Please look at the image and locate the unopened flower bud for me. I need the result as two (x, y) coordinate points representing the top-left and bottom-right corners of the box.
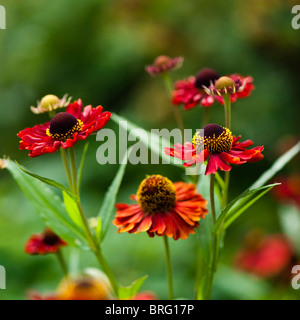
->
(30, 94), (72, 114)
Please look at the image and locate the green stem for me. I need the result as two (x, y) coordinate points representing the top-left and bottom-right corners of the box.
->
(60, 149), (73, 189)
(223, 171), (230, 209)
(204, 174), (217, 300)
(210, 174), (216, 224)
(223, 94), (231, 129)
(194, 245), (203, 300)
(66, 147), (119, 295)
(202, 107), (211, 127)
(163, 72), (185, 137)
(223, 94), (231, 209)
(56, 249), (68, 278)
(163, 235), (174, 300)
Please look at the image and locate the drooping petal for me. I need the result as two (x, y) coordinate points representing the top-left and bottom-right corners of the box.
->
(205, 153), (232, 175)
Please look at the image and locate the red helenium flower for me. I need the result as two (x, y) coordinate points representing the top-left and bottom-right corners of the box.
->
(25, 228), (67, 255)
(113, 175), (208, 240)
(18, 99), (111, 157)
(172, 69), (254, 110)
(165, 123), (264, 175)
(234, 234), (293, 278)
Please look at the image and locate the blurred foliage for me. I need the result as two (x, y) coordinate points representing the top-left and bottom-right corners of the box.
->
(0, 0), (299, 300)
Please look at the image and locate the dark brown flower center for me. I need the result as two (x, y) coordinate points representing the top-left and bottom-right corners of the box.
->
(137, 175), (176, 214)
(46, 112), (83, 140)
(43, 228), (60, 246)
(194, 68), (220, 89)
(193, 123), (233, 154)
(75, 280), (94, 289)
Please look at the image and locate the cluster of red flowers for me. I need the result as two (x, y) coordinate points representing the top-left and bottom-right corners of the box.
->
(17, 53), (269, 300)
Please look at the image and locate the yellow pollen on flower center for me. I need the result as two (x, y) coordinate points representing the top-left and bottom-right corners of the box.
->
(136, 175), (176, 214)
(46, 112), (84, 140)
(192, 124), (233, 154)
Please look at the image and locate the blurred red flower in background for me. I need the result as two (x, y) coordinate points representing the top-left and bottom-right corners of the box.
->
(145, 55), (183, 76)
(234, 231), (294, 278)
(272, 174), (300, 209)
(25, 228), (67, 255)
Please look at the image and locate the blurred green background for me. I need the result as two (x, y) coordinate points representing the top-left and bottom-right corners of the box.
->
(0, 0), (299, 300)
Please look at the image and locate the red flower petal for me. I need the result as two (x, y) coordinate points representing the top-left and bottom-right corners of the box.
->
(205, 153), (232, 175)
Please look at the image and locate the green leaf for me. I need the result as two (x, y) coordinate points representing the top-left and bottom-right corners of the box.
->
(118, 276), (148, 300)
(213, 183), (280, 233)
(111, 113), (183, 168)
(62, 190), (85, 229)
(212, 141), (300, 233)
(223, 184), (278, 229)
(214, 265), (271, 300)
(96, 216), (102, 243)
(98, 150), (128, 241)
(5, 160), (88, 250)
(278, 204), (300, 255)
(251, 141), (300, 189)
(15, 161), (76, 198)
(77, 142), (89, 192)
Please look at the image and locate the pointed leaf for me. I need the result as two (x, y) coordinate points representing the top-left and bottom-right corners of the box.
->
(98, 150), (128, 241)
(250, 141), (300, 189)
(223, 185), (277, 229)
(62, 191), (85, 229)
(213, 183), (280, 233)
(5, 160), (88, 250)
(15, 161), (76, 199)
(118, 276), (148, 300)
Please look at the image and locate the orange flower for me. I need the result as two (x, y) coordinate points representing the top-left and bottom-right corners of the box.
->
(57, 276), (111, 300)
(113, 175), (208, 240)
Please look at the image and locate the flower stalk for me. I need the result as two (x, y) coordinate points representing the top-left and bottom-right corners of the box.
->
(56, 249), (68, 278)
(223, 94), (232, 208)
(62, 147), (119, 296)
(163, 72), (185, 136)
(204, 174), (218, 300)
(163, 235), (174, 300)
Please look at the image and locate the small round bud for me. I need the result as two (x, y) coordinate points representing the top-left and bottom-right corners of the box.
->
(145, 56), (183, 76)
(215, 76), (235, 90)
(30, 94), (72, 114)
(154, 55), (172, 67)
(40, 95), (60, 111)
